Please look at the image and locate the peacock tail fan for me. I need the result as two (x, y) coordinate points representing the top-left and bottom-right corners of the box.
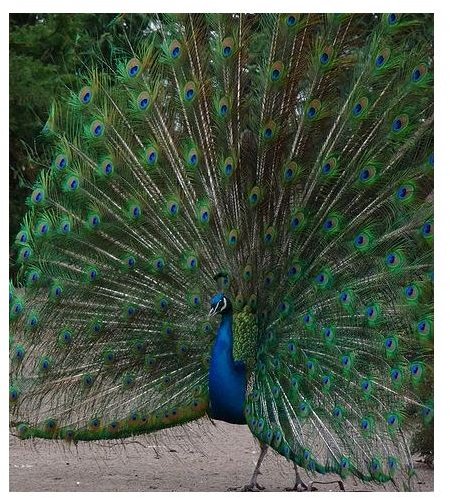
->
(10, 13), (432, 488)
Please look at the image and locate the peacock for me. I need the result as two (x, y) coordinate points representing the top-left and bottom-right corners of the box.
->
(9, 13), (433, 491)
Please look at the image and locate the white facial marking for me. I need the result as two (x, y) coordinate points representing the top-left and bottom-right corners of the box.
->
(219, 297), (227, 313)
(209, 297), (227, 316)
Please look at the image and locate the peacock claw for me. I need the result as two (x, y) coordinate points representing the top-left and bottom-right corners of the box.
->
(284, 483), (309, 491)
(287, 464), (309, 491)
(307, 479), (345, 492)
(242, 482), (265, 491)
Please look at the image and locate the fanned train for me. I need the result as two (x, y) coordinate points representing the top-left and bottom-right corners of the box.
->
(9, 13), (433, 491)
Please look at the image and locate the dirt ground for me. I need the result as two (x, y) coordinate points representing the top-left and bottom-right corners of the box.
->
(9, 419), (433, 492)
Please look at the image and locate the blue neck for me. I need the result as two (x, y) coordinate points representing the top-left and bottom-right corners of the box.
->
(208, 312), (247, 424)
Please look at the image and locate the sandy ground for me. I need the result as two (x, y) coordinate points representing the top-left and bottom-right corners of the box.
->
(9, 420), (433, 492)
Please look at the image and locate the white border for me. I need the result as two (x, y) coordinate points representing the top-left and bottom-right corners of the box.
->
(2, 2), (447, 497)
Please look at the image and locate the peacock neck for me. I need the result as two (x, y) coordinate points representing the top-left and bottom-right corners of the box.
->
(208, 312), (247, 424)
(216, 313), (234, 351)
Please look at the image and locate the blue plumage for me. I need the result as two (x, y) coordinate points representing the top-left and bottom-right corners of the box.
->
(208, 294), (247, 424)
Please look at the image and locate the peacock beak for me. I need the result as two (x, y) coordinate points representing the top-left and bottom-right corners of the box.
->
(209, 300), (221, 317)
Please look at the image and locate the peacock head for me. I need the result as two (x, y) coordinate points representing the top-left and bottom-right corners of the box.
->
(209, 293), (232, 317)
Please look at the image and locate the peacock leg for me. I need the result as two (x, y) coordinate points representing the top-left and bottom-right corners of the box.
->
(243, 442), (268, 491)
(285, 463), (308, 491)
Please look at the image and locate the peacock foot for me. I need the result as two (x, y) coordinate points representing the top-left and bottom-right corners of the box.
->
(227, 482), (265, 492)
(242, 481), (265, 491)
(237, 442), (268, 491)
(284, 482), (309, 492)
(285, 464), (310, 491)
(306, 479), (345, 492)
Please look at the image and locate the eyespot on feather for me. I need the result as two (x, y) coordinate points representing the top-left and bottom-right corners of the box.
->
(169, 40), (182, 60)
(411, 63), (428, 83)
(421, 220), (433, 239)
(306, 99), (321, 119)
(31, 187), (45, 205)
(166, 197), (180, 217)
(352, 97), (369, 118)
(126, 57), (142, 78)
(319, 46), (333, 66)
(218, 96), (231, 118)
(261, 120), (277, 140)
(90, 120), (105, 138)
(183, 81), (197, 103)
(248, 186), (262, 207)
(222, 156), (235, 177)
(137, 91), (151, 110)
(145, 145), (159, 167)
(78, 86), (93, 104)
(221, 37), (234, 58)
(54, 153), (69, 171)
(391, 114), (409, 134)
(386, 13), (401, 26)
(374, 48), (391, 69)
(320, 157), (338, 177)
(285, 14), (299, 27)
(186, 147), (199, 168)
(282, 161), (300, 184)
(289, 208), (307, 232)
(98, 158), (114, 177)
(86, 212), (101, 229)
(270, 61), (285, 82)
(322, 213), (341, 235)
(227, 228), (238, 247)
